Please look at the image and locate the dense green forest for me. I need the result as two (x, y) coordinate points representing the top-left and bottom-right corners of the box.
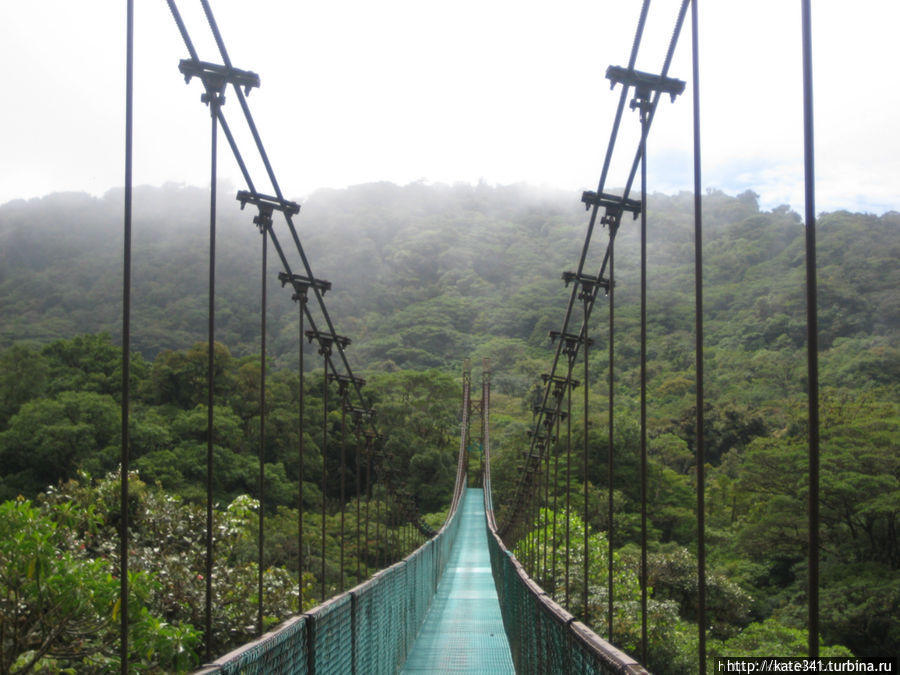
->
(0, 183), (896, 672)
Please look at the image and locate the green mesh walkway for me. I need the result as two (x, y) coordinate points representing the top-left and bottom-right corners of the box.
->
(401, 488), (514, 674)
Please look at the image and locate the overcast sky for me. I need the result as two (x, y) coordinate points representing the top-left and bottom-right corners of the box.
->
(1, 1), (897, 214)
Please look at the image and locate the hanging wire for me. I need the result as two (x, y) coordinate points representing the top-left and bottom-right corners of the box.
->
(607, 236), (615, 641)
(198, 0), (373, 439)
(297, 292), (306, 608)
(376, 480), (383, 570)
(355, 422), (362, 583)
(565, 377), (572, 610)
(257, 223), (268, 636)
(320, 357), (329, 603)
(582, 306), (591, 624)
(120, 1), (134, 669)
(500, 0), (693, 547)
(638, 93), (650, 665)
(691, 0), (706, 669)
(800, 0), (820, 658)
(166, 0), (456, 546)
(543, 436), (550, 586)
(365, 434), (373, 577)
(204, 88), (220, 663)
(548, 412), (562, 597)
(167, 7), (438, 575)
(339, 395), (347, 592)
(499, 0), (651, 538)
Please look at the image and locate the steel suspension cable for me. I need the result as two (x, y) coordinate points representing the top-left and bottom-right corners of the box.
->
(800, 0), (819, 658)
(257, 223), (268, 636)
(501, 0), (651, 533)
(339, 398), (346, 591)
(297, 291), (306, 608)
(502, 1), (693, 547)
(638, 96), (649, 665)
(551, 0), (688, 647)
(551, 412), (560, 594)
(162, 8), (443, 634)
(691, 0), (706, 669)
(197, 0), (372, 432)
(174, 0), (369, 437)
(581, 0), (692, 324)
(607, 235), (615, 641)
(571, 0), (692, 339)
(532, 464), (539, 575)
(543, 436), (550, 586)
(617, 0), (690, 208)
(390, 499), (397, 563)
(364, 435), (373, 577)
(565, 376), (572, 609)
(189, 4), (435, 547)
(204, 91), (219, 662)
(120, 1), (134, 669)
(376, 482), (383, 570)
(168, 3), (436, 553)
(165, 0), (198, 61)
(355, 426), (361, 583)
(583, 302), (591, 624)
(320, 360), (329, 603)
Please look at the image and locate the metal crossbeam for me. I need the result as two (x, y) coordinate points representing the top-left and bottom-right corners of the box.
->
(236, 190), (300, 215)
(178, 59), (258, 106)
(540, 373), (580, 389)
(305, 328), (351, 352)
(277, 271), (331, 296)
(580, 190), (642, 217)
(605, 65), (685, 102)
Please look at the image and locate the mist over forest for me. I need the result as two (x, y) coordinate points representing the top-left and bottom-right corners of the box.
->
(0, 182), (896, 670)
(3, 182), (895, 372)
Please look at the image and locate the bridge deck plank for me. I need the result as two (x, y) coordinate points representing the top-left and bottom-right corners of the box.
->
(401, 488), (514, 674)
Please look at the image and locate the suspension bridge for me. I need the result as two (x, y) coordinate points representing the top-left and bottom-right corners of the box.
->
(110, 0), (826, 672)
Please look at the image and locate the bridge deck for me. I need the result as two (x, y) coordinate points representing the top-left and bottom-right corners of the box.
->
(401, 488), (514, 673)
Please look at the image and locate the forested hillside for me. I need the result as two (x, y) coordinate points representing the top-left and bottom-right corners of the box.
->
(0, 183), (896, 671)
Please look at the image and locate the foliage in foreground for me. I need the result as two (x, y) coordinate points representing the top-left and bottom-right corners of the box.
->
(1, 472), (319, 673)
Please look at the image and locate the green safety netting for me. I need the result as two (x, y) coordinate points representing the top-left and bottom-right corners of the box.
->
(483, 481), (647, 674)
(197, 489), (466, 675)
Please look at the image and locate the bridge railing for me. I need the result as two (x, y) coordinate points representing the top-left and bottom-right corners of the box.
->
(196, 488), (467, 674)
(481, 369), (648, 675)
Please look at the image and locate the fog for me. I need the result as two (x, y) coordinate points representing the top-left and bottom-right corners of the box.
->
(1, 0), (897, 213)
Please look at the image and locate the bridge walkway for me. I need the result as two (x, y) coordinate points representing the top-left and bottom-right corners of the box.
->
(401, 488), (514, 673)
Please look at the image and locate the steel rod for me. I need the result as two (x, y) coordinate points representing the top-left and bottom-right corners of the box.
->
(169, 0), (429, 540)
(364, 437), (372, 578)
(565, 378), (572, 609)
(801, 0), (820, 658)
(257, 226), (267, 636)
(552, 414), (560, 594)
(339, 401), (346, 592)
(321, 364), (328, 603)
(204, 94), (219, 662)
(543, 438), (550, 586)
(607, 236), (615, 642)
(503, 0), (687, 538)
(120, 1), (134, 669)
(298, 294), (305, 608)
(583, 305), (590, 625)
(365, 437), (372, 576)
(691, 0), (707, 669)
(639, 99), (649, 665)
(355, 429), (361, 582)
(199, 0), (372, 433)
